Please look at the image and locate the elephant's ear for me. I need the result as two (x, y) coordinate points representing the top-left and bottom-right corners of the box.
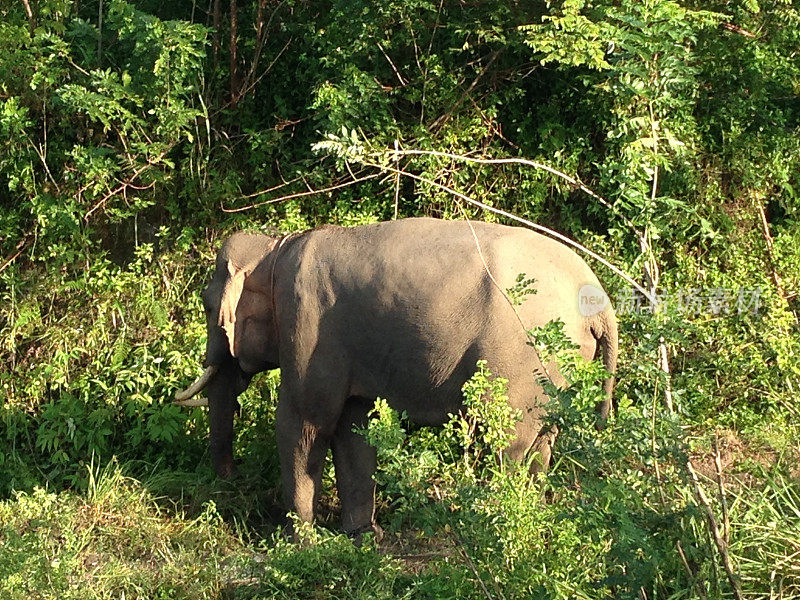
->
(218, 260), (249, 357)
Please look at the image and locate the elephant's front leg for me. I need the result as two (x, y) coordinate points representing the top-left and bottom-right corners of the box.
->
(275, 392), (336, 525)
(207, 362), (251, 478)
(331, 397), (380, 538)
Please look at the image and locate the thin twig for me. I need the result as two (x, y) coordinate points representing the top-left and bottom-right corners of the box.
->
(0, 236), (33, 275)
(419, 0), (444, 125)
(236, 176), (302, 200)
(393, 140), (400, 219)
(432, 49), (501, 133)
(377, 42), (406, 86)
(456, 207), (510, 298)
(212, 38), (292, 117)
(453, 201), (555, 386)
(229, 0), (239, 105)
(240, 1), (287, 102)
(97, 0), (103, 67)
(713, 434), (730, 545)
(651, 379), (665, 501)
(26, 135), (61, 193)
(245, 0), (267, 87)
(452, 534), (502, 600)
(221, 173), (380, 212)
(644, 100), (674, 413)
(757, 204), (779, 285)
(757, 201), (798, 323)
(84, 155), (166, 220)
(758, 203), (786, 297)
(677, 541), (708, 600)
(686, 459), (744, 600)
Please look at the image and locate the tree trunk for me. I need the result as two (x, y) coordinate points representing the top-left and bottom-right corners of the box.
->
(229, 0), (240, 106)
(212, 0), (221, 70)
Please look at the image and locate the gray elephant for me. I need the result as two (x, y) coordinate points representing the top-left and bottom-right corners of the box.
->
(175, 217), (617, 537)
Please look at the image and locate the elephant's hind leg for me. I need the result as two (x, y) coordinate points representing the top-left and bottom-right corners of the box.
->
(504, 419), (558, 473)
(331, 397), (381, 540)
(528, 424), (558, 473)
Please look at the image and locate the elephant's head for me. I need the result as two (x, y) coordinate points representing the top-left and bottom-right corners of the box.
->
(175, 232), (282, 478)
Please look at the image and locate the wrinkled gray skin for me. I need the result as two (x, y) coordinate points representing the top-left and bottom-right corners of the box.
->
(183, 218), (617, 537)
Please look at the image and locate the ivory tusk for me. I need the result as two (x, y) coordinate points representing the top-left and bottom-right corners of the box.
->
(174, 365), (218, 405)
(174, 396), (209, 407)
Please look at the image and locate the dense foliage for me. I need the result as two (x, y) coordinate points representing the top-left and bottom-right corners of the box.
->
(1, 0), (799, 597)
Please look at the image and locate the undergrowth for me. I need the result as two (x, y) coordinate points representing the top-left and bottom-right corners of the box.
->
(3, 360), (797, 599)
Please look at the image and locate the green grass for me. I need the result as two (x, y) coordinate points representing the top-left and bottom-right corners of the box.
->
(725, 464), (800, 596)
(0, 462), (249, 599)
(2, 417), (798, 599)
(0, 461), (408, 599)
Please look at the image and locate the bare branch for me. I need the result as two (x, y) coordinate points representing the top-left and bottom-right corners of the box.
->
(0, 236), (33, 275)
(384, 148), (644, 241)
(721, 22), (756, 38)
(84, 154), (167, 220)
(714, 434), (730, 545)
(67, 58), (91, 77)
(21, 0), (35, 31)
(221, 173), (380, 213)
(21, 0), (33, 19)
(686, 460), (744, 600)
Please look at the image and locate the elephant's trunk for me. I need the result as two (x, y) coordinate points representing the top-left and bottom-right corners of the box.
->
(174, 365), (218, 405)
(206, 364), (244, 479)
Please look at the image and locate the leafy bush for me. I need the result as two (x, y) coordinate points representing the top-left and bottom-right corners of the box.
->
(362, 353), (798, 598)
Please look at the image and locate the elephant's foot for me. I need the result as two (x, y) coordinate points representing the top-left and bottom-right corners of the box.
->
(347, 522), (384, 546)
(212, 456), (238, 479)
(284, 519), (319, 546)
(528, 425), (559, 474)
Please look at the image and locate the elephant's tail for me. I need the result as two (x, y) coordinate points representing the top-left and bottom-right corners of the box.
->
(591, 308), (618, 426)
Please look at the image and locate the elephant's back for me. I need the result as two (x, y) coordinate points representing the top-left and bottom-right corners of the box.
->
(306, 217), (605, 327)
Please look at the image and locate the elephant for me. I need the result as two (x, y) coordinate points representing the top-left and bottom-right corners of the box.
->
(175, 217), (617, 538)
